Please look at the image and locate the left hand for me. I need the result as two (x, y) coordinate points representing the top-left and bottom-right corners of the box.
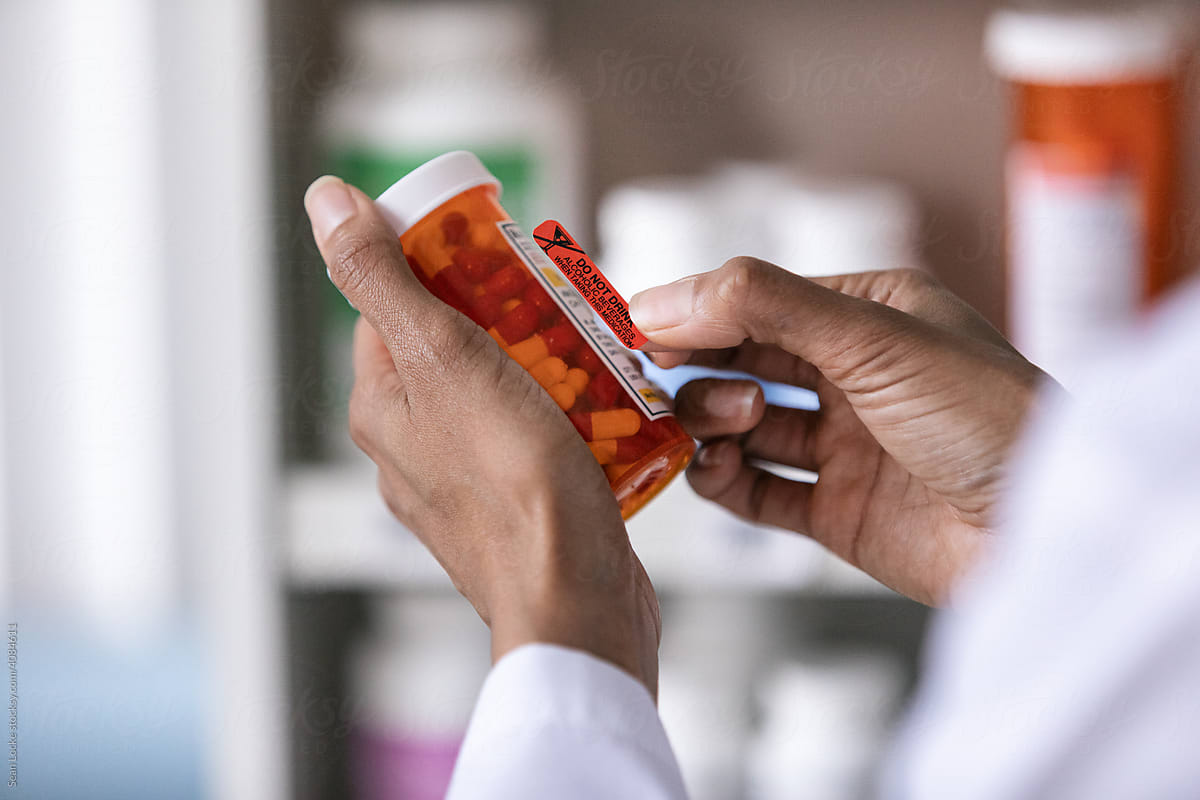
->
(305, 175), (661, 694)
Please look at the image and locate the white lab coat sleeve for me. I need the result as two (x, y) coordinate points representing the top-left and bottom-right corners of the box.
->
(881, 279), (1200, 800)
(446, 643), (689, 800)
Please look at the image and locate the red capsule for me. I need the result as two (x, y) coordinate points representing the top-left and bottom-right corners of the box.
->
(408, 256), (436, 292)
(482, 264), (529, 300)
(542, 322), (583, 358)
(452, 246), (512, 283)
(493, 302), (540, 344)
(586, 369), (622, 409)
(574, 347), (604, 375)
(466, 293), (503, 328)
(431, 263), (475, 313)
(522, 282), (559, 322)
(441, 212), (470, 246)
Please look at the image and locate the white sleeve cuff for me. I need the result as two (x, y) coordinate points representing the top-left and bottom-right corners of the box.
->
(447, 643), (687, 799)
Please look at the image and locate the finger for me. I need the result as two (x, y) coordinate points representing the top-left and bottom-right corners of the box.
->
(674, 379), (764, 439)
(686, 440), (813, 532)
(629, 257), (944, 394)
(684, 341), (821, 389)
(305, 176), (467, 367)
(741, 404), (820, 471)
(348, 317), (404, 459)
(352, 315), (396, 382)
(647, 350), (692, 369)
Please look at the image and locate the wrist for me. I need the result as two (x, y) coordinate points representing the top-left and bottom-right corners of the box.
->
(482, 502), (659, 695)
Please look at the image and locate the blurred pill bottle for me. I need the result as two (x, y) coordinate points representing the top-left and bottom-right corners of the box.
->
(318, 2), (583, 459)
(348, 595), (490, 800)
(375, 151), (694, 519)
(986, 8), (1188, 386)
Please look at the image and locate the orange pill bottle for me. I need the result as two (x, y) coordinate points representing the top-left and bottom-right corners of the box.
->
(986, 8), (1186, 385)
(375, 151), (694, 519)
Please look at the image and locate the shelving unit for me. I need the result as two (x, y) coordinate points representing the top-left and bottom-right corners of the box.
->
(285, 459), (897, 597)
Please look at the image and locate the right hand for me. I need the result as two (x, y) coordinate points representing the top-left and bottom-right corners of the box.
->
(629, 260), (1050, 605)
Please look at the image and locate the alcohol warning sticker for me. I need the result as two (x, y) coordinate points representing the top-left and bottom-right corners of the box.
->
(497, 221), (672, 420)
(532, 220), (648, 350)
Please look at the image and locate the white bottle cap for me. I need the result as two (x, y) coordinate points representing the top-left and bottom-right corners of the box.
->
(344, 3), (540, 76)
(375, 150), (501, 236)
(985, 8), (1183, 85)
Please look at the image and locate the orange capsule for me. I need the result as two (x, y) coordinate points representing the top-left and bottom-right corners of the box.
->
(548, 383), (576, 411)
(588, 436), (653, 465)
(569, 408), (641, 441)
(529, 357), (568, 389)
(507, 334), (551, 368)
(564, 367), (589, 396)
(588, 439), (619, 464)
(605, 463), (633, 482)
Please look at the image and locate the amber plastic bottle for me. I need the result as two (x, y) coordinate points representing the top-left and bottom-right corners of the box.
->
(375, 151), (694, 519)
(986, 8), (1185, 383)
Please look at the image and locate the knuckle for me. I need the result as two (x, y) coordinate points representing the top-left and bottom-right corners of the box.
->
(893, 267), (938, 291)
(329, 233), (389, 299)
(715, 256), (764, 302)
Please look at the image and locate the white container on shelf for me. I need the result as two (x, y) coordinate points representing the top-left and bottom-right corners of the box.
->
(746, 651), (906, 800)
(766, 176), (921, 277)
(348, 594), (491, 800)
(318, 2), (584, 459)
(658, 596), (784, 800)
(324, 2), (583, 228)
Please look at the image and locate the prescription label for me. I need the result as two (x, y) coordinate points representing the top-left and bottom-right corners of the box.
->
(498, 221), (673, 419)
(1007, 143), (1142, 388)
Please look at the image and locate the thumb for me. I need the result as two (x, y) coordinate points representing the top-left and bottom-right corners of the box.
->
(629, 257), (937, 388)
(305, 175), (473, 371)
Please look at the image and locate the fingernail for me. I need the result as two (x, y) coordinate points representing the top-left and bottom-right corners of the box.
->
(304, 175), (357, 242)
(695, 443), (724, 468)
(703, 383), (758, 419)
(630, 278), (695, 331)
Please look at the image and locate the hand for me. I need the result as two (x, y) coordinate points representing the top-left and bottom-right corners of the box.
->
(304, 176), (661, 693)
(630, 259), (1048, 605)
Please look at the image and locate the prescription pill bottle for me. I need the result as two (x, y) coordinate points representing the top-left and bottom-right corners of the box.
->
(375, 151), (695, 519)
(986, 8), (1186, 385)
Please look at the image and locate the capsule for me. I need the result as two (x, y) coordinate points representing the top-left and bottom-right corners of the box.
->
(605, 463), (633, 482)
(430, 262), (473, 305)
(482, 264), (528, 299)
(569, 408), (641, 441)
(586, 436), (651, 465)
(574, 346), (604, 375)
(564, 367), (589, 396)
(548, 382), (576, 411)
(529, 357), (568, 389)
(492, 302), (540, 344)
(466, 292), (503, 328)
(585, 370), (622, 409)
(522, 282), (560, 322)
(507, 334), (550, 368)
(541, 321), (583, 357)
(441, 212), (470, 245)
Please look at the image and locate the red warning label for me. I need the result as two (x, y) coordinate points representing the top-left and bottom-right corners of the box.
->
(533, 220), (648, 350)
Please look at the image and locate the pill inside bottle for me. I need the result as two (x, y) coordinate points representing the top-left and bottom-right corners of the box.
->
(375, 151), (695, 519)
